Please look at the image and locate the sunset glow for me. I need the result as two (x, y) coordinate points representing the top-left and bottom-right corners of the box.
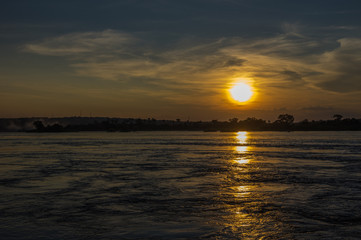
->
(229, 82), (254, 103)
(1, 1), (361, 120)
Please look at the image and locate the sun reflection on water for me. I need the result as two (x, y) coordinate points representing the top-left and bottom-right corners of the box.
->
(235, 185), (251, 197)
(234, 131), (250, 165)
(236, 131), (247, 144)
(219, 131), (285, 238)
(219, 131), (261, 237)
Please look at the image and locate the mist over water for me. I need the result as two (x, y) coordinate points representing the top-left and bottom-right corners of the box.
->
(1, 131), (361, 239)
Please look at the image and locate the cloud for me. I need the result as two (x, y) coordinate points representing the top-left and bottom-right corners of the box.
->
(315, 38), (361, 92)
(281, 70), (304, 85)
(25, 30), (247, 85)
(223, 58), (246, 67)
(23, 30), (254, 108)
(24, 29), (134, 56)
(220, 34), (361, 93)
(23, 29), (361, 110)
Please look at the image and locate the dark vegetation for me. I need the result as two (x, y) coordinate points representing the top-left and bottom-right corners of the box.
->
(1, 114), (361, 132)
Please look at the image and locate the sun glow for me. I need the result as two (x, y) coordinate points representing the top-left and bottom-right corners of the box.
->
(229, 82), (254, 103)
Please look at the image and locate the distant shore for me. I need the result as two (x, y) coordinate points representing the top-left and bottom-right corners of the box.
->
(1, 115), (361, 132)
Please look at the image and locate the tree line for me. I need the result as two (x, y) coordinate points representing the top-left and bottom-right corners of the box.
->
(24, 114), (361, 132)
(1, 114), (360, 132)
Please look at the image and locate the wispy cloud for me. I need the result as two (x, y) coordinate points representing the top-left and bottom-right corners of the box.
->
(24, 30), (246, 89)
(315, 38), (361, 92)
(23, 30), (250, 108)
(23, 28), (361, 112)
(24, 29), (134, 56)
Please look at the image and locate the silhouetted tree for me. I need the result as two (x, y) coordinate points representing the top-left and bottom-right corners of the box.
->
(47, 123), (64, 132)
(333, 114), (343, 121)
(229, 118), (238, 124)
(272, 114), (294, 131)
(241, 117), (267, 130)
(276, 114), (294, 125)
(33, 121), (45, 131)
(301, 119), (309, 124)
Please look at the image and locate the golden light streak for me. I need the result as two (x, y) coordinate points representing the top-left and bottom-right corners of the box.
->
(236, 131), (248, 144)
(234, 131), (250, 165)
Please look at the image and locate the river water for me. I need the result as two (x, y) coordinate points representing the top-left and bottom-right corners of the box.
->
(1, 131), (361, 239)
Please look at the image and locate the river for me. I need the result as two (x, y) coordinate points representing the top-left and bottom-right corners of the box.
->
(1, 131), (361, 239)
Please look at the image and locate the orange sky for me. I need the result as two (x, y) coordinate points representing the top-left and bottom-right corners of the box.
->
(1, 1), (361, 121)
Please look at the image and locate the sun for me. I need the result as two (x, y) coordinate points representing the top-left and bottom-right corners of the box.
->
(229, 82), (254, 103)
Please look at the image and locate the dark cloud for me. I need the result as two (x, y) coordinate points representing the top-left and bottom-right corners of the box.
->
(282, 70), (303, 83)
(223, 58), (246, 67)
(316, 38), (361, 92)
(199, 56), (246, 70)
(317, 76), (361, 92)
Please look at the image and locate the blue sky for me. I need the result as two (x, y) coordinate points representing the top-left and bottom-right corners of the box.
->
(1, 0), (361, 120)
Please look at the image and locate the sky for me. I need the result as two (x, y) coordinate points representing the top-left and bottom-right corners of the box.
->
(1, 0), (361, 121)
